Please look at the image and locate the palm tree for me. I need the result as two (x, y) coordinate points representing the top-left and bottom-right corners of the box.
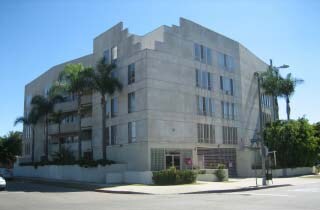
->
(14, 108), (40, 163)
(260, 66), (283, 121)
(30, 93), (63, 160)
(279, 73), (304, 120)
(56, 63), (93, 159)
(49, 110), (64, 153)
(89, 58), (122, 160)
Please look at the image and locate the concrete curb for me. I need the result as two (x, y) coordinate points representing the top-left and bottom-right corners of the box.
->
(94, 184), (293, 195)
(95, 189), (152, 195)
(182, 184), (292, 194)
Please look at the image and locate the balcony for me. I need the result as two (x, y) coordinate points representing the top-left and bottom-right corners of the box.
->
(81, 117), (92, 128)
(81, 94), (92, 105)
(54, 100), (77, 112)
(48, 123), (78, 135)
(53, 95), (92, 113)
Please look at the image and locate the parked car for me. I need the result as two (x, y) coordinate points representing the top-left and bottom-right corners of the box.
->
(0, 168), (13, 180)
(0, 176), (6, 190)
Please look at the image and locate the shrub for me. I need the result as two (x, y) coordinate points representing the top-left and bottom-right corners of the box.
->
(264, 118), (320, 168)
(215, 168), (227, 181)
(51, 147), (76, 164)
(152, 167), (196, 185)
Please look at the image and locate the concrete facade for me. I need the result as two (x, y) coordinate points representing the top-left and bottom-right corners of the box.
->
(21, 18), (274, 177)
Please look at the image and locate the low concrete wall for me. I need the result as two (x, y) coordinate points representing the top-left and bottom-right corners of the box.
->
(197, 169), (229, 182)
(106, 171), (153, 184)
(14, 164), (127, 183)
(249, 167), (314, 178)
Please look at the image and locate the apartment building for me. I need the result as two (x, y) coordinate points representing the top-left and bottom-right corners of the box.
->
(21, 18), (273, 177)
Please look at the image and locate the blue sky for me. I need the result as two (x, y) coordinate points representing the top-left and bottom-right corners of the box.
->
(0, 0), (319, 135)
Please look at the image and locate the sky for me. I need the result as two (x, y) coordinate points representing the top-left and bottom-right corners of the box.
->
(0, 0), (319, 136)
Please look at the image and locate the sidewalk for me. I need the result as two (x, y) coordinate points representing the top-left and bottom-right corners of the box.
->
(95, 175), (320, 195)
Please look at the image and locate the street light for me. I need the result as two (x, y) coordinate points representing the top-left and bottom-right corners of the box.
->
(255, 60), (289, 186)
(254, 71), (267, 186)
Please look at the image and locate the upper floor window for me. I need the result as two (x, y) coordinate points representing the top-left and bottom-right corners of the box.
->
(62, 113), (78, 124)
(220, 76), (234, 95)
(196, 69), (213, 90)
(111, 46), (118, 64)
(194, 43), (212, 65)
(103, 49), (109, 64)
(221, 101), (237, 120)
(128, 92), (136, 113)
(197, 123), (215, 144)
(111, 125), (117, 145)
(218, 52), (234, 71)
(111, 97), (118, 117)
(222, 126), (238, 144)
(261, 94), (272, 108)
(197, 96), (214, 116)
(128, 121), (136, 143)
(128, 63), (135, 85)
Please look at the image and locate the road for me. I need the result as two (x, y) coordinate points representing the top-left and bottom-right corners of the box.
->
(0, 179), (319, 210)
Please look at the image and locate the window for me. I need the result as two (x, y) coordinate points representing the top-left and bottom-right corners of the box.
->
(111, 97), (118, 117)
(221, 101), (236, 120)
(195, 69), (200, 87)
(222, 126), (238, 144)
(128, 92), (135, 113)
(197, 123), (215, 144)
(197, 96), (214, 116)
(220, 76), (234, 95)
(128, 121), (136, 143)
(111, 125), (117, 145)
(106, 127), (110, 146)
(206, 48), (212, 65)
(262, 94), (272, 108)
(194, 43), (200, 61)
(111, 46), (118, 64)
(194, 43), (212, 65)
(201, 71), (208, 89)
(195, 69), (213, 90)
(200, 45), (206, 63)
(128, 63), (135, 85)
(218, 52), (234, 71)
(103, 49), (109, 64)
(106, 98), (110, 118)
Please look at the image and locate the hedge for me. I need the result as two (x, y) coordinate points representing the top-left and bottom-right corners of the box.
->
(152, 167), (196, 185)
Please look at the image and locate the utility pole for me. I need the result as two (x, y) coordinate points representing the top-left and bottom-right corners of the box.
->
(254, 72), (267, 186)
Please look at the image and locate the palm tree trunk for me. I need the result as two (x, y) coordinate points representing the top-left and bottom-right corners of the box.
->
(45, 114), (49, 160)
(31, 127), (35, 163)
(101, 95), (107, 160)
(58, 123), (61, 153)
(286, 95), (291, 120)
(273, 95), (279, 121)
(77, 94), (82, 159)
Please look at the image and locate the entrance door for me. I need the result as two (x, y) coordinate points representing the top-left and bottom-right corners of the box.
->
(165, 154), (181, 169)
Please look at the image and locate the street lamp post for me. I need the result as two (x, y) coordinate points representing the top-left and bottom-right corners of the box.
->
(254, 72), (267, 186)
(254, 59), (289, 186)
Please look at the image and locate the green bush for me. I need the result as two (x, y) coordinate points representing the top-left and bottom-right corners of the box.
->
(264, 118), (320, 168)
(215, 168), (227, 181)
(152, 167), (196, 185)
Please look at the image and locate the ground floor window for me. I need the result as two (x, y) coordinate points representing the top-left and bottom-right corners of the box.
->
(197, 148), (237, 176)
(151, 148), (192, 171)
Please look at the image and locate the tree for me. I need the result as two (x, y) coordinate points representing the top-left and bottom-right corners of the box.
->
(264, 118), (319, 168)
(0, 131), (22, 167)
(49, 110), (64, 153)
(30, 93), (63, 160)
(14, 108), (40, 163)
(55, 63), (93, 159)
(279, 73), (304, 120)
(88, 58), (122, 160)
(260, 66), (282, 120)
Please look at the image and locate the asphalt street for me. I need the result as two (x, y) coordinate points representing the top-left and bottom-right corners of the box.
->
(0, 179), (319, 210)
